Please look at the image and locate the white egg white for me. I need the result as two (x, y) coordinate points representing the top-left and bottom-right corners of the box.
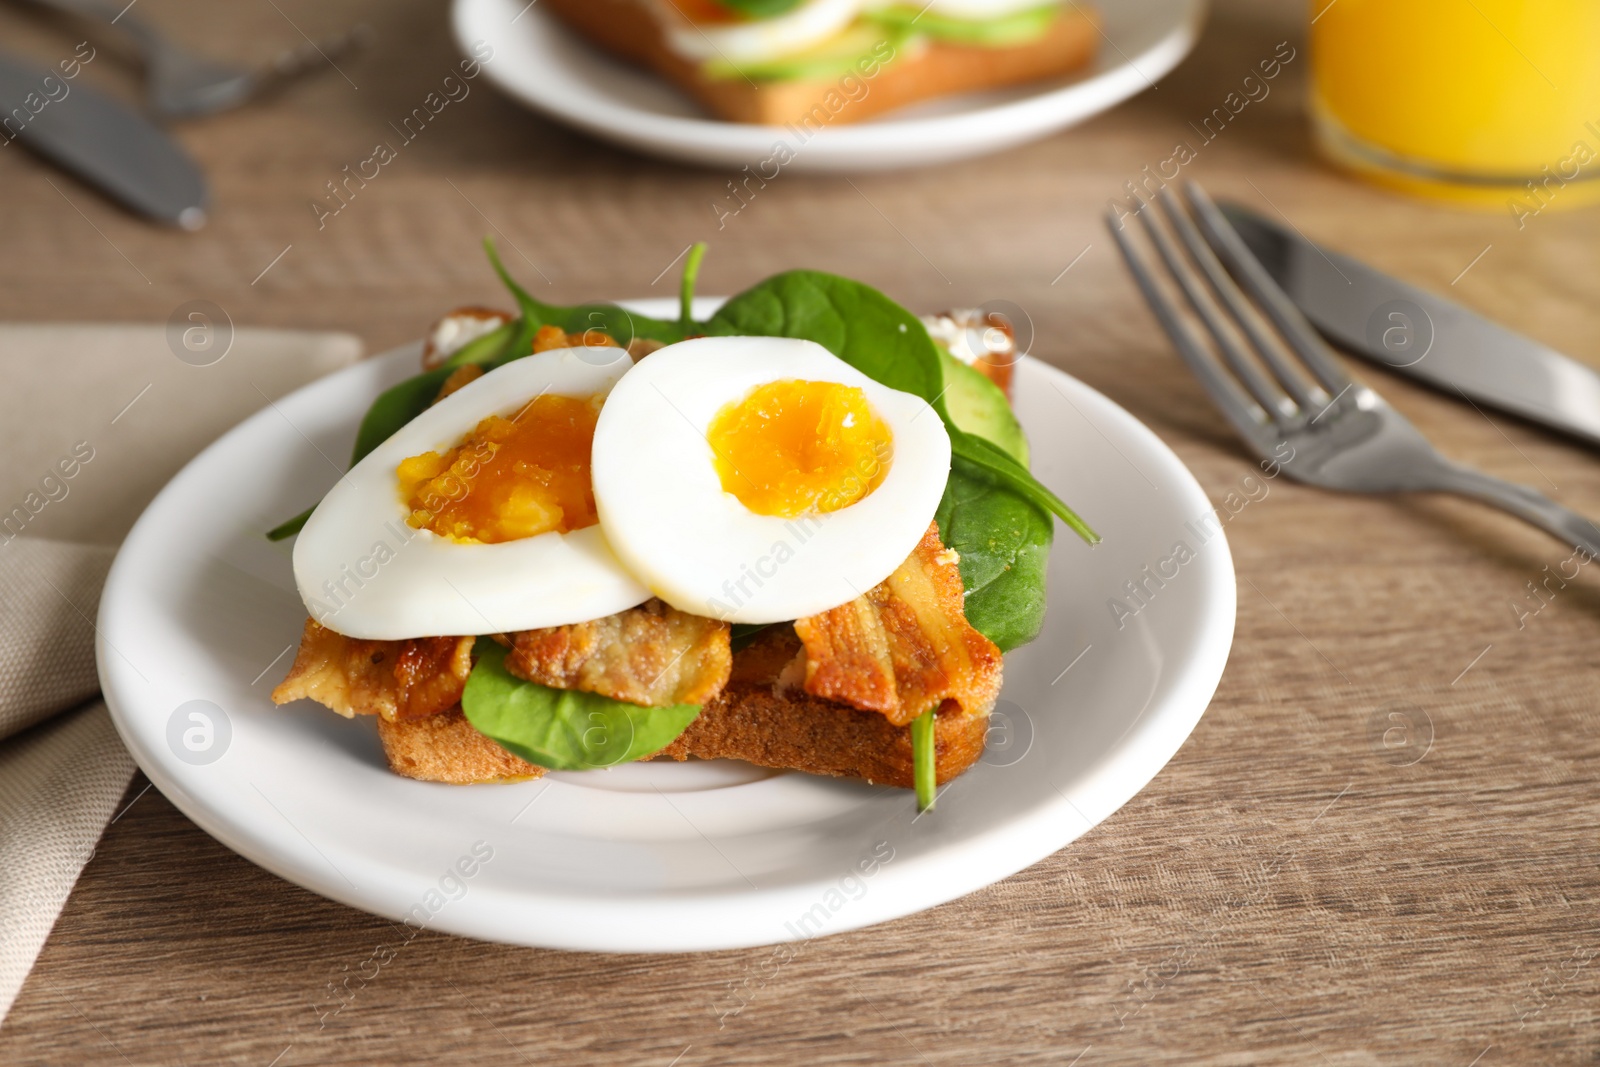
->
(294, 348), (651, 640)
(590, 336), (951, 624)
(656, 0), (865, 65)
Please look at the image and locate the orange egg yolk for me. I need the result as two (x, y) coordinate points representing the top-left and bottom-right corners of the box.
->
(707, 379), (892, 519)
(396, 394), (600, 544)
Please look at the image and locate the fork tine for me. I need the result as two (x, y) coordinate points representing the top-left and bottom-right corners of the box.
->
(1129, 194), (1295, 422)
(1183, 182), (1354, 397)
(1155, 187), (1329, 415)
(1105, 209), (1271, 444)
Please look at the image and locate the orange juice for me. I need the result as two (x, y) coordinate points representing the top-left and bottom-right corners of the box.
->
(1310, 0), (1600, 211)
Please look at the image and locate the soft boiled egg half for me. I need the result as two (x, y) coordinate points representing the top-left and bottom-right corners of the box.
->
(293, 347), (651, 640)
(591, 336), (951, 624)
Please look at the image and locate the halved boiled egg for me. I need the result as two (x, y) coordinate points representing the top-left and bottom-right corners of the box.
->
(293, 349), (651, 639)
(655, 0), (865, 65)
(590, 336), (951, 623)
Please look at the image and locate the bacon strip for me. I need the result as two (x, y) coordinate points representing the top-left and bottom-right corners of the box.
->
(504, 598), (730, 706)
(271, 621), (474, 722)
(273, 599), (731, 720)
(274, 529), (986, 727)
(792, 523), (1002, 727)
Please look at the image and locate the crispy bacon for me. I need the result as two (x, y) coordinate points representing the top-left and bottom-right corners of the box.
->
(271, 620), (474, 722)
(274, 530), (988, 728)
(273, 600), (731, 720)
(504, 598), (731, 706)
(792, 523), (1002, 726)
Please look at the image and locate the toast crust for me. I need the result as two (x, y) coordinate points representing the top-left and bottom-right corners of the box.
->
(542, 0), (1098, 127)
(657, 684), (988, 788)
(378, 707), (547, 784)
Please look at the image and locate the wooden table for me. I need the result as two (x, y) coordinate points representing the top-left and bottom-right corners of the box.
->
(5, 1), (1599, 1063)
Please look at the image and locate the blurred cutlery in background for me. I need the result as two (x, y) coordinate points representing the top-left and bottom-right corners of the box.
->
(0, 46), (207, 227)
(19, 0), (370, 118)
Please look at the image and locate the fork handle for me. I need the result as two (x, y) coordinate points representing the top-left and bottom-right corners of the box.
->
(1435, 463), (1600, 559)
(24, 0), (162, 51)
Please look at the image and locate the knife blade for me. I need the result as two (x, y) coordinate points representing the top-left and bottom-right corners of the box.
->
(1220, 201), (1600, 449)
(0, 48), (207, 228)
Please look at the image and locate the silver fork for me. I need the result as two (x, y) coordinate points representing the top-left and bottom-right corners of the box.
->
(25, 0), (369, 118)
(1108, 181), (1600, 558)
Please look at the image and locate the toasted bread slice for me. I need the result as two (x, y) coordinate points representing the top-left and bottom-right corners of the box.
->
(376, 684), (987, 788)
(656, 684), (988, 787)
(542, 0), (1098, 127)
(378, 708), (547, 784)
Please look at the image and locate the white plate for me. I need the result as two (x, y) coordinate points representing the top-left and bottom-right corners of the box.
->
(451, 0), (1207, 171)
(99, 298), (1235, 952)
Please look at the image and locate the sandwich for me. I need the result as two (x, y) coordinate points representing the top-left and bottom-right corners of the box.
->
(542, 0), (1099, 126)
(268, 243), (1096, 809)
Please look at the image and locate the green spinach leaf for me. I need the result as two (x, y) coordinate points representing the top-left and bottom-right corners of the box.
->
(707, 269), (943, 402)
(935, 457), (1054, 652)
(948, 429), (1096, 545)
(462, 640), (702, 771)
(679, 241), (708, 329)
(484, 239), (689, 348)
(349, 365), (455, 467)
(266, 508), (312, 542)
(911, 709), (937, 811)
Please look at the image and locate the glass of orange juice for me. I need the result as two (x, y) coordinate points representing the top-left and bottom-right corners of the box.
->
(1310, 0), (1600, 215)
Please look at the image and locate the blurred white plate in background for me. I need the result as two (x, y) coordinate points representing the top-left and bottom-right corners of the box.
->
(451, 0), (1208, 171)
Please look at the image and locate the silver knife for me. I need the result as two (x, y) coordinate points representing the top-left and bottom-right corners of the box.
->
(0, 48), (207, 228)
(1220, 201), (1600, 449)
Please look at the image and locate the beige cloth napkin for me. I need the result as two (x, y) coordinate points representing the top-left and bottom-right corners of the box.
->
(0, 323), (361, 1024)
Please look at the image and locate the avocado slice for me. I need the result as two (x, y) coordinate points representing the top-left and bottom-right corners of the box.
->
(864, 4), (1063, 48)
(940, 351), (1029, 466)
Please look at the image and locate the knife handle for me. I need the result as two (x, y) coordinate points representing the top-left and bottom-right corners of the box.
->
(1434, 463), (1600, 561)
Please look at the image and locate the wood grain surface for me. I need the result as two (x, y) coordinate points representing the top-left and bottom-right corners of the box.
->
(4, 1), (1600, 1063)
